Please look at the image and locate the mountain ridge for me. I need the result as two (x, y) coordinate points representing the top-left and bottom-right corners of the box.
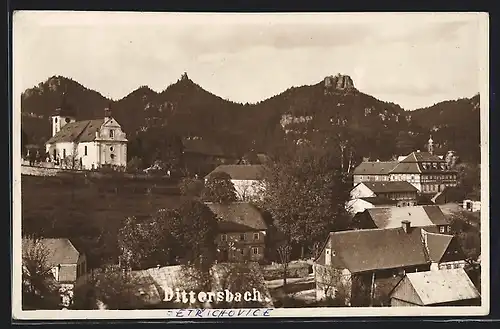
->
(20, 74), (481, 164)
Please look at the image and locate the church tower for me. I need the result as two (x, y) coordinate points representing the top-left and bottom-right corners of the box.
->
(50, 93), (76, 137)
(427, 135), (434, 155)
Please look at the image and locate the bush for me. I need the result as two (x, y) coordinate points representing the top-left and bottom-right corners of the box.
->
(262, 263), (310, 280)
(179, 178), (204, 198)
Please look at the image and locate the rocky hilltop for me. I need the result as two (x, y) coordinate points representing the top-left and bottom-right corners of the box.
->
(324, 74), (356, 94)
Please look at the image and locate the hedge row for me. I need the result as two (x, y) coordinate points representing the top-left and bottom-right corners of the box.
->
(261, 264), (310, 280)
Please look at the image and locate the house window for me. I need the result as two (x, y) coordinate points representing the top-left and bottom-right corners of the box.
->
(447, 226), (451, 233)
(252, 247), (259, 255)
(221, 234), (227, 242)
(84, 146), (88, 156)
(240, 249), (244, 255)
(439, 226), (445, 233)
(253, 233), (259, 240)
(109, 129), (114, 138)
(239, 233), (246, 241)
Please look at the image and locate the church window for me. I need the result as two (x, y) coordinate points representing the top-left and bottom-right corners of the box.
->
(110, 154), (115, 160)
(54, 117), (58, 123)
(110, 146), (114, 152)
(63, 149), (66, 158)
(109, 129), (114, 138)
(84, 146), (88, 156)
(65, 118), (71, 123)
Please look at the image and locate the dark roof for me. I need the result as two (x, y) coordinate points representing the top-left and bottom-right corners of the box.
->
(423, 231), (454, 262)
(363, 206), (448, 229)
(352, 161), (399, 175)
(358, 197), (398, 206)
(205, 202), (267, 232)
(182, 138), (226, 157)
(317, 226), (454, 273)
(46, 119), (104, 144)
(401, 151), (445, 163)
(22, 238), (81, 265)
(361, 181), (418, 193)
(206, 165), (266, 180)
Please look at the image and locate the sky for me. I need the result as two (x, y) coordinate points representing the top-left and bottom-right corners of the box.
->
(13, 11), (487, 110)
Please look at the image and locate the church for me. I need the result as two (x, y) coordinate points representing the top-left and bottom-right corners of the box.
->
(44, 103), (128, 170)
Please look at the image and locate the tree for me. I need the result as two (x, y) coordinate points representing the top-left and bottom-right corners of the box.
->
(214, 262), (270, 308)
(455, 162), (481, 199)
(201, 171), (237, 203)
(22, 237), (61, 310)
(314, 264), (351, 307)
(261, 143), (350, 255)
(179, 177), (205, 198)
(117, 216), (174, 270)
(160, 200), (219, 266)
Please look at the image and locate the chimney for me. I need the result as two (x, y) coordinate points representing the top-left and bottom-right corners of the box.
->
(401, 220), (411, 233)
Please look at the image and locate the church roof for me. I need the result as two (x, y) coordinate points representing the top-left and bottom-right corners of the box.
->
(46, 119), (105, 144)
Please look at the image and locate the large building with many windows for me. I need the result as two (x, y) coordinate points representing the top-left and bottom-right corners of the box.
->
(352, 137), (458, 195)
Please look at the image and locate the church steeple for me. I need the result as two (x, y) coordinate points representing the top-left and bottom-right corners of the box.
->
(104, 101), (113, 121)
(427, 134), (434, 155)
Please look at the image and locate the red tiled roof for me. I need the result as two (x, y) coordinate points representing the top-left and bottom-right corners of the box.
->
(352, 161), (399, 175)
(358, 197), (398, 206)
(206, 165), (266, 181)
(389, 162), (422, 174)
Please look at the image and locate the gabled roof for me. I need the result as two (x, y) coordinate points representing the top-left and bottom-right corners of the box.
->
(361, 181), (418, 194)
(363, 206), (448, 229)
(389, 162), (422, 174)
(206, 165), (265, 181)
(422, 230), (454, 262)
(317, 226), (456, 274)
(46, 119), (105, 144)
(352, 161), (399, 175)
(205, 202), (267, 232)
(393, 269), (480, 305)
(22, 238), (81, 265)
(400, 151), (445, 163)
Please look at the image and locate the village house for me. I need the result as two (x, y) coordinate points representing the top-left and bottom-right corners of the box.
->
(352, 137), (458, 195)
(389, 268), (480, 307)
(352, 160), (398, 185)
(205, 202), (268, 263)
(352, 205), (451, 233)
(22, 238), (87, 308)
(347, 181), (418, 214)
(205, 164), (266, 201)
(44, 105), (128, 170)
(313, 221), (466, 306)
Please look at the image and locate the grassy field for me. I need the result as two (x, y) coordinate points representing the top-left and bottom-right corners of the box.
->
(21, 174), (187, 268)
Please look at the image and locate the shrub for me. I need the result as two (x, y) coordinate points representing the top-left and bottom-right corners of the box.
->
(262, 263), (310, 280)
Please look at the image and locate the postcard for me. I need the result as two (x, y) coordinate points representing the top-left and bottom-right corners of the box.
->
(12, 11), (489, 319)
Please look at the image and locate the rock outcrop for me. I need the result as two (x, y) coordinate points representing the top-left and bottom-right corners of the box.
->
(324, 74), (356, 94)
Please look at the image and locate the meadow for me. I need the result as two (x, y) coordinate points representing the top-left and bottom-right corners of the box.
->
(21, 174), (187, 268)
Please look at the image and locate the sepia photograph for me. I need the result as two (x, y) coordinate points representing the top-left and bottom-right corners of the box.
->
(12, 11), (489, 319)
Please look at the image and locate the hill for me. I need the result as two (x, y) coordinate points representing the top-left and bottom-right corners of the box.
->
(411, 94), (481, 163)
(20, 73), (481, 165)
